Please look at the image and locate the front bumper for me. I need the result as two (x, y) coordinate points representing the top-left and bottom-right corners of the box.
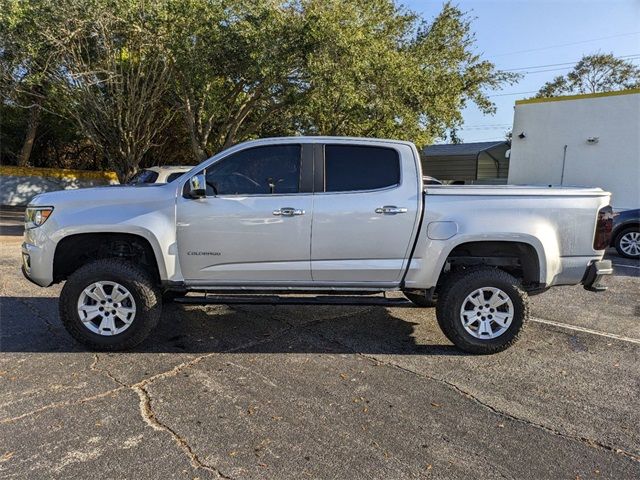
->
(21, 241), (53, 287)
(582, 260), (613, 292)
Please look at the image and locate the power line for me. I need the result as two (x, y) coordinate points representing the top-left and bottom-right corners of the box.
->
(487, 53), (640, 97)
(488, 90), (538, 98)
(467, 136), (509, 142)
(490, 31), (640, 58)
(516, 59), (640, 76)
(503, 54), (640, 72)
(517, 66), (574, 75)
(462, 123), (512, 127)
(460, 124), (512, 130)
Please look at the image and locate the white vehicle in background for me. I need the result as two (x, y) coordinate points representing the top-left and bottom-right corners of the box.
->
(128, 166), (192, 184)
(21, 137), (614, 354)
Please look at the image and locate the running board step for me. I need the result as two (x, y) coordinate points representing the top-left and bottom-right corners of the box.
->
(174, 295), (413, 307)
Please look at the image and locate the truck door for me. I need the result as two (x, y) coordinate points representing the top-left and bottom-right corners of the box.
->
(176, 143), (313, 285)
(310, 143), (421, 285)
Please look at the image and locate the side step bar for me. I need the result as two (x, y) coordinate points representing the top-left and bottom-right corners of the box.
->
(174, 294), (413, 307)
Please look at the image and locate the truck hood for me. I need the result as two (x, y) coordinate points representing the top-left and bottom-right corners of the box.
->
(28, 183), (172, 208)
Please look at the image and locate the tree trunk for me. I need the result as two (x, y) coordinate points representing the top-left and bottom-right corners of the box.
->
(187, 118), (209, 162)
(191, 134), (208, 162)
(183, 96), (209, 162)
(17, 102), (42, 167)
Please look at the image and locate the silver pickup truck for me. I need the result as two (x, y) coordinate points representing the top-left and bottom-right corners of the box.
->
(22, 137), (613, 354)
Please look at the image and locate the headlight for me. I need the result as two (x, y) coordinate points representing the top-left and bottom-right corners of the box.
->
(25, 206), (54, 229)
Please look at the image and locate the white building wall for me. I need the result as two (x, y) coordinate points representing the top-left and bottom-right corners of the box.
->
(508, 91), (640, 210)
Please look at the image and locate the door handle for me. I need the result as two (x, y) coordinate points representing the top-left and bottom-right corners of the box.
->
(273, 207), (305, 216)
(375, 206), (407, 215)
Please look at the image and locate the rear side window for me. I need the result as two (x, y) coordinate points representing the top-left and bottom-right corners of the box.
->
(324, 145), (400, 192)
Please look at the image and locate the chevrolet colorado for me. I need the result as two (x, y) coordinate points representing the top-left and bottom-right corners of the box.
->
(22, 137), (613, 353)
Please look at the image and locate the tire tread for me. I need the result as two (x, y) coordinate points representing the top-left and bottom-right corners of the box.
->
(435, 267), (529, 354)
(59, 259), (161, 351)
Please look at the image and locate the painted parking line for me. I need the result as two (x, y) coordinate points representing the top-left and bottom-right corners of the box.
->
(613, 263), (640, 269)
(531, 317), (640, 345)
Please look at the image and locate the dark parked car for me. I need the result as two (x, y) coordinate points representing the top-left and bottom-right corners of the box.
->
(611, 209), (640, 259)
(128, 166), (191, 185)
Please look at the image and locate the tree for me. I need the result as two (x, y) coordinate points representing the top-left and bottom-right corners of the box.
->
(40, 2), (175, 182)
(162, 0), (310, 160)
(536, 53), (640, 97)
(163, 0), (518, 160)
(2, 0), (518, 171)
(297, 1), (519, 146)
(0, 0), (61, 166)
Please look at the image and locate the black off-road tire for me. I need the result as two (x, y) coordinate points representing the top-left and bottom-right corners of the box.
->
(614, 227), (640, 259)
(59, 259), (162, 351)
(403, 291), (437, 308)
(435, 267), (529, 354)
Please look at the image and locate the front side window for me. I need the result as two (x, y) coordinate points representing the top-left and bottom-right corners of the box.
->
(324, 145), (400, 192)
(205, 145), (301, 196)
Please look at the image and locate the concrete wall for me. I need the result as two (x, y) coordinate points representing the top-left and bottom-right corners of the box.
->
(0, 166), (119, 206)
(508, 89), (640, 210)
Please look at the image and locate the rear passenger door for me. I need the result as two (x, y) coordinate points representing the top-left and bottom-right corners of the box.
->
(310, 143), (421, 285)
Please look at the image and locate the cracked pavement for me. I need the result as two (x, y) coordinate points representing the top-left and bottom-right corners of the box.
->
(1, 234), (639, 479)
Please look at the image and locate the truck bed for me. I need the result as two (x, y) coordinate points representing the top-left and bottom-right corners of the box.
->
(405, 184), (611, 290)
(425, 185), (610, 197)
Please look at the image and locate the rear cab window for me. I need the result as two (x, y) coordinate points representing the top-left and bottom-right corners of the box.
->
(324, 145), (400, 192)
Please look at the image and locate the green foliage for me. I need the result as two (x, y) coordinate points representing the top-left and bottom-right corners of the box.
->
(47, 2), (175, 181)
(1, 103), (101, 168)
(0, 0), (56, 95)
(536, 53), (640, 97)
(1, 0), (517, 171)
(163, 0), (518, 157)
(0, 0), (63, 166)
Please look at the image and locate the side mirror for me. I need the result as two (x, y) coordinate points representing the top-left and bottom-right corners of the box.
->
(188, 173), (206, 198)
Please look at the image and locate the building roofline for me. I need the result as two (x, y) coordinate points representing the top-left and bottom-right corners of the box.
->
(515, 87), (640, 105)
(422, 141), (507, 156)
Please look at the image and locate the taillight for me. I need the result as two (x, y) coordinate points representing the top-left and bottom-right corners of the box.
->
(593, 205), (613, 250)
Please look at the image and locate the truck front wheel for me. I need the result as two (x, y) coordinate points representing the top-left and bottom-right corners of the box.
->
(59, 259), (162, 351)
(435, 267), (529, 354)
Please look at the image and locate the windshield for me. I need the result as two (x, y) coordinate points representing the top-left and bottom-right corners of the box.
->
(128, 169), (159, 184)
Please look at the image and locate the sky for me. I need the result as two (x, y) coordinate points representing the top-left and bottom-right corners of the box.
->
(401, 0), (640, 143)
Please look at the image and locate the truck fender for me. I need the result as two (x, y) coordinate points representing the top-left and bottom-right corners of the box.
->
(51, 225), (169, 281)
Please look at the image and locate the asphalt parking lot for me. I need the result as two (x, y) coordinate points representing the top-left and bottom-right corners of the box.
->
(0, 220), (639, 479)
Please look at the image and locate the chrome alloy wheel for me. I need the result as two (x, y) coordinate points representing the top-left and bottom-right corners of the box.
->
(619, 231), (640, 257)
(77, 281), (136, 336)
(460, 287), (514, 339)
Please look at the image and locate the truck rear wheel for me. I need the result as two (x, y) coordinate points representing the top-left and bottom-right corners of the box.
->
(435, 267), (528, 354)
(59, 259), (162, 351)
